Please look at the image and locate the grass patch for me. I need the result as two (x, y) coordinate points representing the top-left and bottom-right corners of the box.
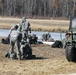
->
(0, 17), (69, 32)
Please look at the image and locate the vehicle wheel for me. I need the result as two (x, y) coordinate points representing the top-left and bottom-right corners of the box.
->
(65, 45), (76, 62)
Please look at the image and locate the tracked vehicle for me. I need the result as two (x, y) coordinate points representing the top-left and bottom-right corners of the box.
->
(65, 17), (76, 62)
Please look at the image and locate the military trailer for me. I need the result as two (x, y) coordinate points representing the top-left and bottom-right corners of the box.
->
(65, 17), (76, 62)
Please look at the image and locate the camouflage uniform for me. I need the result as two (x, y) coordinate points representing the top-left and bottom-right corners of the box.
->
(46, 32), (50, 41)
(63, 32), (71, 48)
(18, 17), (31, 42)
(6, 24), (19, 43)
(17, 17), (31, 59)
(42, 32), (54, 42)
(9, 24), (19, 35)
(8, 24), (22, 59)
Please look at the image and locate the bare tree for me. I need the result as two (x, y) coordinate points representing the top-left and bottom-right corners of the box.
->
(0, 0), (76, 18)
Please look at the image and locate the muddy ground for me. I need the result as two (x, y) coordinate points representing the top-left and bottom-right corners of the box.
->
(0, 38), (76, 75)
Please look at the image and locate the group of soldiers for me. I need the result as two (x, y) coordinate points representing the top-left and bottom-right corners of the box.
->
(41, 32), (54, 42)
(6, 17), (32, 60)
(5, 17), (55, 60)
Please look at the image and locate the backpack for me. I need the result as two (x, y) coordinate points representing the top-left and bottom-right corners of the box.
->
(52, 40), (63, 48)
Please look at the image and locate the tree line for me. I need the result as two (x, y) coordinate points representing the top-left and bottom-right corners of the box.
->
(0, 0), (76, 18)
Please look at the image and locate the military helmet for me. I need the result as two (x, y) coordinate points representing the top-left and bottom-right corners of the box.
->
(13, 24), (19, 30)
(45, 32), (49, 34)
(22, 17), (26, 22)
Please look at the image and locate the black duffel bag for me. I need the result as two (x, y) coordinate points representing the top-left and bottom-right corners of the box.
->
(2, 36), (10, 44)
(52, 40), (63, 48)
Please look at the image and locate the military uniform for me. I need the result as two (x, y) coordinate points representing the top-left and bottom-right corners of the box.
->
(42, 32), (54, 42)
(8, 17), (31, 59)
(18, 17), (31, 41)
(9, 24), (19, 35)
(17, 17), (31, 59)
(8, 24), (21, 59)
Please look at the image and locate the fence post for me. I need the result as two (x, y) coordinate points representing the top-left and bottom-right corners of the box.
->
(60, 32), (62, 41)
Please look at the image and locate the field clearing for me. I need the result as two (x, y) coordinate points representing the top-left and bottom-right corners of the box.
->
(0, 37), (76, 75)
(0, 17), (76, 75)
(0, 17), (69, 32)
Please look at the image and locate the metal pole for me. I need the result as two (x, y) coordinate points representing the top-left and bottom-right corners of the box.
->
(60, 32), (62, 41)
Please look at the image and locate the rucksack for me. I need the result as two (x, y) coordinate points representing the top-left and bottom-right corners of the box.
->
(52, 40), (63, 48)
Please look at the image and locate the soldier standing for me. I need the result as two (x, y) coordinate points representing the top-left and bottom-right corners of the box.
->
(17, 17), (31, 59)
(5, 24), (20, 59)
(18, 17), (31, 42)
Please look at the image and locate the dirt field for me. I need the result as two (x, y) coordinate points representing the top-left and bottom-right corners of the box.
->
(0, 17), (76, 75)
(0, 37), (76, 75)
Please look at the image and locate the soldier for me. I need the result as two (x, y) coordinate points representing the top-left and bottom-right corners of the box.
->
(42, 32), (54, 42)
(63, 32), (71, 48)
(46, 32), (50, 41)
(8, 24), (19, 42)
(9, 24), (22, 59)
(5, 24), (21, 58)
(9, 24), (19, 35)
(42, 34), (47, 41)
(17, 17), (31, 59)
(18, 17), (31, 42)
(2, 24), (19, 44)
